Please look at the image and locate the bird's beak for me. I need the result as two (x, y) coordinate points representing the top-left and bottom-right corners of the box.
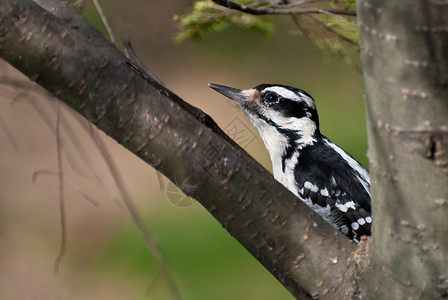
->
(209, 83), (259, 103)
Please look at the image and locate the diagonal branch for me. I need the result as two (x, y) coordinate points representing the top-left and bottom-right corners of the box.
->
(0, 0), (360, 298)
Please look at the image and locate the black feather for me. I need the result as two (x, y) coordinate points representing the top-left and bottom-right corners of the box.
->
(293, 137), (371, 240)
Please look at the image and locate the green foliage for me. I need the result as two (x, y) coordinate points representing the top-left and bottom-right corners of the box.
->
(173, 0), (275, 42)
(294, 12), (360, 69)
(174, 0), (360, 68)
(96, 207), (292, 299)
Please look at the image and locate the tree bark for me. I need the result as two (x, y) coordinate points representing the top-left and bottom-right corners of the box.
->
(358, 0), (448, 298)
(0, 0), (357, 298)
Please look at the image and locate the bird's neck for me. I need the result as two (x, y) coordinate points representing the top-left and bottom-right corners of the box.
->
(249, 117), (320, 188)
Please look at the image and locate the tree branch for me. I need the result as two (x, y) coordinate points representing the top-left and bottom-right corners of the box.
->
(0, 0), (358, 298)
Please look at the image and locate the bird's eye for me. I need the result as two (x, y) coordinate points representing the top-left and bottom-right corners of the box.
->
(264, 92), (279, 103)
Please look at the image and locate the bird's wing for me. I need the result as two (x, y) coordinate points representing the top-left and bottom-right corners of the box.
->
(294, 139), (371, 240)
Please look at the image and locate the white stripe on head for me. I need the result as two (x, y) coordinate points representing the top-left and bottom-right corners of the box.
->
(261, 86), (315, 109)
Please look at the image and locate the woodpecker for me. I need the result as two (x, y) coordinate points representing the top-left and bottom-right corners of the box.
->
(209, 83), (371, 242)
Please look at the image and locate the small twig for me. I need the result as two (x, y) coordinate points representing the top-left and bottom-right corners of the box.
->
(289, 13), (361, 71)
(272, 0), (320, 8)
(9, 82), (38, 104)
(0, 76), (37, 91)
(0, 115), (18, 151)
(315, 8), (357, 24)
(193, 11), (233, 23)
(211, 0), (356, 16)
(14, 91), (122, 202)
(71, 0), (86, 12)
(57, 111), (108, 187)
(52, 103), (122, 199)
(0, 74), (118, 197)
(89, 126), (182, 300)
(22, 97), (96, 180)
(92, 0), (117, 45)
(32, 170), (100, 206)
(156, 171), (165, 192)
(4, 73), (176, 294)
(211, 0), (267, 14)
(122, 38), (164, 86)
(0, 76), (118, 194)
(146, 270), (162, 296)
(287, 9), (316, 42)
(197, 1), (236, 13)
(125, 61), (240, 150)
(307, 14), (358, 44)
(53, 100), (67, 275)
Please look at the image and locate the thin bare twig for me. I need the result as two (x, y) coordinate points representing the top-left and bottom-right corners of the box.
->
(211, 0), (356, 16)
(287, 12), (360, 71)
(88, 126), (181, 300)
(21, 97), (97, 180)
(92, 0), (117, 45)
(315, 8), (357, 24)
(51, 103), (122, 200)
(122, 38), (164, 86)
(32, 170), (100, 206)
(307, 13), (357, 44)
(0, 76), (37, 91)
(211, 0), (265, 14)
(156, 171), (165, 192)
(72, 0), (86, 12)
(57, 111), (110, 189)
(0, 115), (18, 151)
(272, 0), (320, 8)
(0, 70), (178, 296)
(53, 100), (66, 275)
(11, 90), (115, 199)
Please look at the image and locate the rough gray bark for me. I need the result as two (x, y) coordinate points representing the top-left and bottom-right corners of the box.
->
(0, 0), (357, 298)
(358, 0), (448, 298)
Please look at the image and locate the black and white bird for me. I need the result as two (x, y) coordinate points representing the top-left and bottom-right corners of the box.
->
(209, 83), (371, 242)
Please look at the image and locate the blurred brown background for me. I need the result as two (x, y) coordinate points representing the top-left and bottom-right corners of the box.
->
(0, 1), (365, 299)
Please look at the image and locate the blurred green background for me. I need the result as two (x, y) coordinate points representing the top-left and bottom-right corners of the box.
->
(0, 0), (365, 299)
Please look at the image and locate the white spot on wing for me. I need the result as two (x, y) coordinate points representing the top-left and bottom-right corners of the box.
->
(345, 201), (356, 210)
(304, 181), (313, 190)
(357, 218), (366, 225)
(336, 202), (348, 212)
(365, 216), (372, 223)
(351, 222), (360, 230)
(320, 188), (329, 197)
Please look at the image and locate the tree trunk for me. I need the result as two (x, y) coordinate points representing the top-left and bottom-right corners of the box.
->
(357, 0), (448, 298)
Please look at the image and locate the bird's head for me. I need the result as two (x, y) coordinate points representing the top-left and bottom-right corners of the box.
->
(209, 83), (321, 149)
